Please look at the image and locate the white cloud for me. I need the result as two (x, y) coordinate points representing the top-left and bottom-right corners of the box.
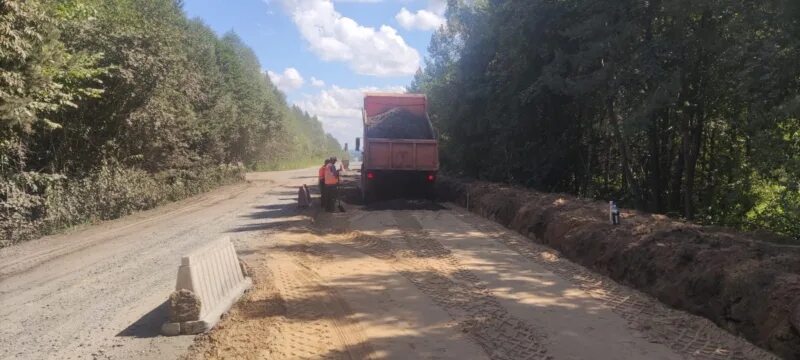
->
(395, 7), (445, 31)
(296, 85), (407, 144)
(310, 76), (326, 87)
(395, 0), (447, 31)
(279, 0), (420, 76)
(267, 67), (305, 92)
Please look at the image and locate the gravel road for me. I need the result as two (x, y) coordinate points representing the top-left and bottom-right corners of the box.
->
(0, 169), (316, 360)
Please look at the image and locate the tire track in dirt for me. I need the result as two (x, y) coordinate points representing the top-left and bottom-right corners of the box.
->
(345, 221), (551, 360)
(451, 208), (778, 360)
(270, 256), (374, 360)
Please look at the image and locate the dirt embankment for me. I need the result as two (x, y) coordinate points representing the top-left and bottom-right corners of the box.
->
(436, 176), (800, 359)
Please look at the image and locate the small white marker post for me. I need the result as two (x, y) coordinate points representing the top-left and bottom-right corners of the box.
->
(609, 201), (620, 225)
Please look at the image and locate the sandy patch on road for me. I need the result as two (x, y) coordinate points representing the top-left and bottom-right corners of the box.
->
(183, 228), (487, 360)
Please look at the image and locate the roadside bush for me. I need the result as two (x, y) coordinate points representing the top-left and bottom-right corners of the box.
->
(0, 163), (244, 247)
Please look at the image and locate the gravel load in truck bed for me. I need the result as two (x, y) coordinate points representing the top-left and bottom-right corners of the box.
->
(366, 108), (434, 139)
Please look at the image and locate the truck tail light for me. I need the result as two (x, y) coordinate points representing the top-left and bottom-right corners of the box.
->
(367, 171), (375, 180)
(426, 173), (436, 182)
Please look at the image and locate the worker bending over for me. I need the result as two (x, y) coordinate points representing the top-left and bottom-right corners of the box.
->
(318, 159), (330, 205)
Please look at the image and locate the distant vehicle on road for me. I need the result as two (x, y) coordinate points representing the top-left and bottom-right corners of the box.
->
(357, 93), (439, 202)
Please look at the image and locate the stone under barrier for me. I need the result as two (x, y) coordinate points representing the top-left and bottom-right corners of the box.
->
(436, 176), (800, 359)
(162, 237), (252, 335)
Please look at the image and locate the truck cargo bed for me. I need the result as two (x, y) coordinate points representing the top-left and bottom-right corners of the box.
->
(361, 93), (439, 202)
(365, 108), (434, 140)
(365, 138), (438, 171)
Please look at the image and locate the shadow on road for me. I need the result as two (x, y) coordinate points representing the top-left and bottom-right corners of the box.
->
(363, 199), (447, 211)
(337, 174), (446, 211)
(117, 301), (169, 338)
(240, 209), (288, 220)
(229, 219), (307, 233)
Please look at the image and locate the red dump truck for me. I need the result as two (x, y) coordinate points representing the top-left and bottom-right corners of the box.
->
(358, 93), (439, 202)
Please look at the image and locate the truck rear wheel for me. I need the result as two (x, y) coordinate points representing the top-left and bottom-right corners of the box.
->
(363, 184), (376, 204)
(424, 182), (436, 201)
(362, 175), (376, 204)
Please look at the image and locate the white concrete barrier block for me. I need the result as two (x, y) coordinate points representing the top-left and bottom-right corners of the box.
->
(161, 237), (252, 335)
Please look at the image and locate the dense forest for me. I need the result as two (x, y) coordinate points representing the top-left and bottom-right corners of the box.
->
(1, 0), (341, 245)
(412, 0), (800, 240)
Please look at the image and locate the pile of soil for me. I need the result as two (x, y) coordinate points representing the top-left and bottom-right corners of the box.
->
(168, 289), (202, 322)
(436, 176), (800, 359)
(366, 108), (433, 139)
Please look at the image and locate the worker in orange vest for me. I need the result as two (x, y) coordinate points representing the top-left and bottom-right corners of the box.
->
(318, 159), (330, 205)
(323, 157), (340, 212)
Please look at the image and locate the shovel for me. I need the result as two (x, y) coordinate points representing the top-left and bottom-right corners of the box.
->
(337, 198), (346, 213)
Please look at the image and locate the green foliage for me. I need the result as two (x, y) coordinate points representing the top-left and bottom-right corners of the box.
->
(0, 0), (104, 133)
(416, 0), (800, 240)
(1, 163), (244, 247)
(1, 0), (341, 245)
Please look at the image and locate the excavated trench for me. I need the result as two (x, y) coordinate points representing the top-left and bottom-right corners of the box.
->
(436, 176), (800, 359)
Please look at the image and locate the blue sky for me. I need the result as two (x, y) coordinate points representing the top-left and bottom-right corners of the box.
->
(182, 0), (445, 145)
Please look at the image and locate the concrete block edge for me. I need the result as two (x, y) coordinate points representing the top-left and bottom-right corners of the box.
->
(161, 276), (252, 336)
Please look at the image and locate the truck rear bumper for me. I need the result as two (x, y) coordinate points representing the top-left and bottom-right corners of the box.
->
(361, 169), (437, 202)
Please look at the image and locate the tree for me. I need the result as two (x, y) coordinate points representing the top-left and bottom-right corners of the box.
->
(2, 0), (343, 244)
(415, 0), (800, 239)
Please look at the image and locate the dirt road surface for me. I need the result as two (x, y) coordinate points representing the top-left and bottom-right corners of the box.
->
(0, 169), (315, 360)
(2, 168), (777, 359)
(184, 173), (777, 360)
